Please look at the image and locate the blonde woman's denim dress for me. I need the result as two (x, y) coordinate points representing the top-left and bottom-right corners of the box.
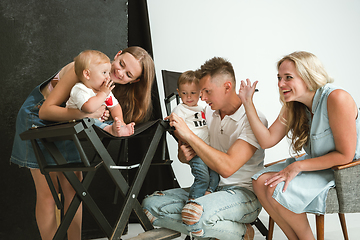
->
(252, 83), (360, 214)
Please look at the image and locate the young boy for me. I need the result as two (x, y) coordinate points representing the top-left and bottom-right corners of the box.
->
(66, 50), (135, 137)
(172, 70), (220, 200)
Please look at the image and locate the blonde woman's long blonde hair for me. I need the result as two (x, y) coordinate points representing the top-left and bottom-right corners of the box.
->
(112, 46), (155, 124)
(278, 51), (333, 153)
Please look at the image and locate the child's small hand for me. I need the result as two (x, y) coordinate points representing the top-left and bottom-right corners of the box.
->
(99, 79), (115, 96)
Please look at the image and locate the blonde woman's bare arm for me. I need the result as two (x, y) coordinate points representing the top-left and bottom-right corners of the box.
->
(239, 79), (287, 149)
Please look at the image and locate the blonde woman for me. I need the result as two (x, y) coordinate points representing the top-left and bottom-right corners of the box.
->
(239, 51), (360, 239)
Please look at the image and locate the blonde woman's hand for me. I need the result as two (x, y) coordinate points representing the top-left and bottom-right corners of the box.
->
(264, 161), (301, 192)
(239, 78), (258, 105)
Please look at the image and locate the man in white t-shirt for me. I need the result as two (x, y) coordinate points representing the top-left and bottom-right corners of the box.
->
(143, 57), (267, 240)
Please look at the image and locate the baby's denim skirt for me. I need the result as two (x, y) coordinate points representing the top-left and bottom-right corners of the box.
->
(10, 75), (81, 168)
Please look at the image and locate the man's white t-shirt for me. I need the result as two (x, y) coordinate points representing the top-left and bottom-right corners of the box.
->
(205, 105), (268, 191)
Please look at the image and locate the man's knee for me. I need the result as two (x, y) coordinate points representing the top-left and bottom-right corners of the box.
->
(181, 202), (203, 225)
(142, 191), (166, 224)
(182, 202), (204, 237)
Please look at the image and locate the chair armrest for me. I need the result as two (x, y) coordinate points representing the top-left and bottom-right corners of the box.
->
(264, 154), (360, 170)
(264, 153), (306, 168)
(332, 159), (360, 170)
(264, 159), (285, 168)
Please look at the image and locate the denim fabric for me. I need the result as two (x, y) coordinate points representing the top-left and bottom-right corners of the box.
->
(142, 186), (262, 239)
(10, 75), (81, 168)
(304, 83), (360, 159)
(252, 84), (360, 214)
(189, 156), (220, 199)
(252, 154), (335, 214)
(93, 118), (113, 129)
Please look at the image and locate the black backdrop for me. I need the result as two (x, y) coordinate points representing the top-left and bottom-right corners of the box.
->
(0, 0), (178, 239)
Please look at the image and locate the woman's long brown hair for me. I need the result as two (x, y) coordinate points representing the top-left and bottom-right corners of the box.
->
(112, 46), (155, 124)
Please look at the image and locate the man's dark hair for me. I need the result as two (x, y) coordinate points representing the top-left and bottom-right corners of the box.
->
(195, 57), (235, 83)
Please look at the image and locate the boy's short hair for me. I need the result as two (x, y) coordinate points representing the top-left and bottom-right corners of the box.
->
(74, 50), (110, 80)
(195, 57), (235, 85)
(177, 70), (199, 88)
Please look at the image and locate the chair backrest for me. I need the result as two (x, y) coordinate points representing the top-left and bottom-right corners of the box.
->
(161, 70), (182, 116)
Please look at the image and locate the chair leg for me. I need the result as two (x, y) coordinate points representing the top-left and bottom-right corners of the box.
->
(251, 217), (268, 237)
(56, 194), (62, 227)
(267, 216), (274, 240)
(338, 213), (349, 240)
(315, 215), (324, 240)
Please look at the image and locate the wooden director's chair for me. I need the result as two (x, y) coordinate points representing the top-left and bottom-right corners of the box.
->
(20, 118), (181, 240)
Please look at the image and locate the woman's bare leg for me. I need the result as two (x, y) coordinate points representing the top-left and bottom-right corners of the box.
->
(30, 169), (58, 240)
(58, 171), (83, 240)
(253, 173), (315, 240)
(31, 169), (83, 240)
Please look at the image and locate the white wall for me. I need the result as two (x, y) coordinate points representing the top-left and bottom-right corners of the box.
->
(147, 0), (360, 187)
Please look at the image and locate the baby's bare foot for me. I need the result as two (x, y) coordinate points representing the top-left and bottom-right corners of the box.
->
(112, 117), (135, 137)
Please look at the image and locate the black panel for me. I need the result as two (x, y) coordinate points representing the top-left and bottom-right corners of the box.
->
(1, 1), (179, 239)
(0, 0), (128, 239)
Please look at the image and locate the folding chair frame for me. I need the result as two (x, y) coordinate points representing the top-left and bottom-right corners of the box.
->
(20, 118), (171, 240)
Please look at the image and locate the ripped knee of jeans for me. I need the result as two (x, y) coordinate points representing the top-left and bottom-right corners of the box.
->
(145, 191), (165, 198)
(151, 191), (165, 196)
(189, 228), (204, 237)
(182, 201), (203, 226)
(143, 209), (157, 224)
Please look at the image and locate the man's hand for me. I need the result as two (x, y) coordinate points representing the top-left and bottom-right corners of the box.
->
(165, 113), (193, 141)
(177, 140), (196, 164)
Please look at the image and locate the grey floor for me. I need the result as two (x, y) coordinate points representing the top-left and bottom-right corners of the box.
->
(95, 210), (360, 239)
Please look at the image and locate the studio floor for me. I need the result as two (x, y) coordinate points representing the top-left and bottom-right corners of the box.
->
(94, 210), (360, 240)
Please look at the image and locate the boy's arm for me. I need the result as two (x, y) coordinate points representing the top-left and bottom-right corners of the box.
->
(81, 92), (108, 113)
